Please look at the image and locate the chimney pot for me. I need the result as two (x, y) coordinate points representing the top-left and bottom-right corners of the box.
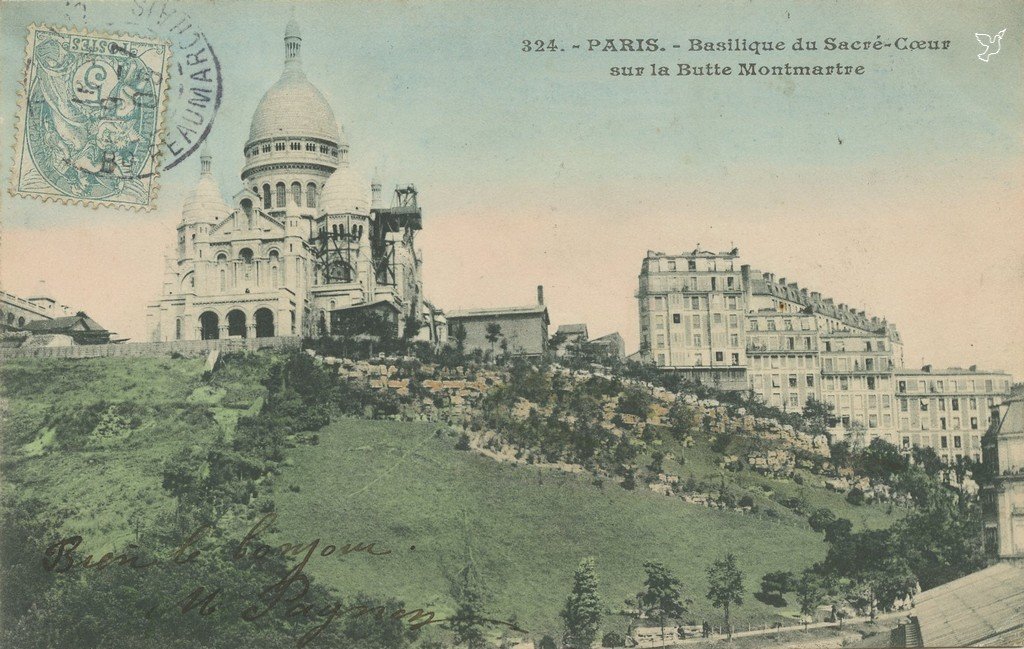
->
(537, 285), (544, 305)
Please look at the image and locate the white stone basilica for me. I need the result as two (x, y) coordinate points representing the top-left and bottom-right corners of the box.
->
(147, 18), (426, 342)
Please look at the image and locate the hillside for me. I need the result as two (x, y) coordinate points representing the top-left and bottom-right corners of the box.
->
(0, 352), (899, 644)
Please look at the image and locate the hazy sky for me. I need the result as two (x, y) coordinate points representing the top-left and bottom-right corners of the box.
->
(1, 0), (1021, 377)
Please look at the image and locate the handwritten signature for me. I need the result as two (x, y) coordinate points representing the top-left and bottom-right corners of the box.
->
(41, 512), (526, 647)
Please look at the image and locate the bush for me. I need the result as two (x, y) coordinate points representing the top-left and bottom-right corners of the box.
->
(617, 385), (653, 419)
(455, 433), (471, 451)
(602, 631), (626, 647)
(846, 487), (865, 506)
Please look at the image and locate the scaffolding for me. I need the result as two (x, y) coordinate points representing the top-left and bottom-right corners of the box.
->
(370, 184), (422, 286)
(310, 221), (363, 284)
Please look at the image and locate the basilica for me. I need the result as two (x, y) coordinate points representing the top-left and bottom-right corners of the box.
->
(147, 18), (428, 342)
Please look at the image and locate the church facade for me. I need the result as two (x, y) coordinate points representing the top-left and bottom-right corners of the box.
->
(147, 18), (425, 342)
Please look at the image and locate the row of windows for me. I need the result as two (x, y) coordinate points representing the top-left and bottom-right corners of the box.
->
(251, 181), (320, 210)
(896, 378), (1006, 393)
(901, 414), (985, 431)
(246, 141), (338, 158)
(822, 356), (892, 373)
(749, 354), (818, 370)
(749, 317), (815, 332)
(752, 373), (816, 389)
(900, 396), (996, 413)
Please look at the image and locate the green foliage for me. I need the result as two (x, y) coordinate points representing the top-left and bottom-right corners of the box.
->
(845, 487), (865, 506)
(760, 571), (795, 597)
(807, 508), (837, 534)
(448, 565), (487, 649)
(854, 438), (908, 483)
(537, 636), (557, 649)
(639, 562), (686, 640)
(910, 446), (944, 478)
(795, 572), (825, 616)
(706, 554), (744, 632)
(617, 385), (653, 420)
(601, 631), (625, 647)
(801, 397), (835, 438)
(561, 557), (602, 649)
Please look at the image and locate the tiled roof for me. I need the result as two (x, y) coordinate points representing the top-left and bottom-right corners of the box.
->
(913, 562), (1024, 647)
(23, 315), (107, 333)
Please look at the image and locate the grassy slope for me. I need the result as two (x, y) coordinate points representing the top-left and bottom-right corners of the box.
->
(269, 417), (892, 640)
(0, 355), (271, 546)
(1, 355), (898, 642)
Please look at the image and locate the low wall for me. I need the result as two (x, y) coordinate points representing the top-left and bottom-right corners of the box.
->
(0, 336), (301, 360)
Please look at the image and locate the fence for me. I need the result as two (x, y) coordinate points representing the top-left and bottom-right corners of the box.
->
(0, 336), (301, 360)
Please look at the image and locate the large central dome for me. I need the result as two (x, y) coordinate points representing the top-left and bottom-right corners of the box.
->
(245, 17), (342, 147)
(247, 70), (340, 144)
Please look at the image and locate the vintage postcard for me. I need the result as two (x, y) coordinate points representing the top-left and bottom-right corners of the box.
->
(0, 1), (1021, 649)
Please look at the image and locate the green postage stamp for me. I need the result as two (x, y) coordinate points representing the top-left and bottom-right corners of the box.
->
(9, 24), (171, 210)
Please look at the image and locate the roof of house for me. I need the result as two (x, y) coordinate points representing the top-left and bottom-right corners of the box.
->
(912, 562), (1024, 647)
(23, 314), (108, 333)
(447, 305), (549, 322)
(556, 323), (588, 336)
(591, 332), (623, 343)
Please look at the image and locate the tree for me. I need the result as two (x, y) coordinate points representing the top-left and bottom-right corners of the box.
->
(618, 385), (653, 419)
(451, 322), (468, 352)
(760, 571), (795, 600)
(485, 322), (503, 356)
(808, 508), (837, 534)
(795, 572), (824, 623)
(823, 518), (853, 545)
(911, 445), (944, 478)
(706, 554), (744, 639)
(638, 562), (686, 645)
(855, 437), (907, 482)
(561, 557), (602, 649)
(802, 397), (835, 437)
(448, 566), (487, 649)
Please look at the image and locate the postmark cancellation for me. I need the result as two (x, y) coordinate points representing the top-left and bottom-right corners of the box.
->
(9, 24), (171, 210)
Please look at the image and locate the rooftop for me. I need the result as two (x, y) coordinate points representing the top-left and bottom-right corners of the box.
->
(912, 562), (1024, 647)
(447, 305), (548, 320)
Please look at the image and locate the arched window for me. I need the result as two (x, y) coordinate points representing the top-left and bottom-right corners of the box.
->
(306, 182), (317, 207)
(216, 252), (228, 262)
(7, 312), (15, 324)
(262, 184), (271, 209)
(219, 269), (226, 291)
(269, 250), (280, 287)
(18, 317), (25, 327)
(291, 182), (301, 206)
(276, 182), (286, 208)
(175, 318), (183, 340)
(239, 248), (253, 263)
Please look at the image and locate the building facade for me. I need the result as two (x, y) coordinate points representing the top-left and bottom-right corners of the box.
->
(637, 247), (1011, 455)
(148, 18), (428, 342)
(447, 287), (550, 357)
(982, 395), (1024, 562)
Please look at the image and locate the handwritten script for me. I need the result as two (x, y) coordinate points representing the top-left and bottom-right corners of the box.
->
(40, 512), (522, 647)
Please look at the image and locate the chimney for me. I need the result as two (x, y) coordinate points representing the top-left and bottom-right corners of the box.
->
(765, 272), (775, 283)
(823, 298), (834, 305)
(778, 277), (787, 285)
(838, 303), (847, 311)
(969, 365), (978, 372)
(811, 291), (821, 301)
(922, 364), (932, 372)
(537, 285), (544, 305)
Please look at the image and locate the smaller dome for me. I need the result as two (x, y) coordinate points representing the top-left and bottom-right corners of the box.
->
(182, 150), (231, 223)
(320, 165), (369, 215)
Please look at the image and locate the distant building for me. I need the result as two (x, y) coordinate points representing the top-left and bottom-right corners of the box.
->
(0, 286), (72, 331)
(590, 332), (626, 362)
(446, 286), (549, 357)
(147, 18), (433, 343)
(896, 367), (1012, 464)
(982, 395), (1024, 562)
(553, 323), (588, 357)
(22, 313), (115, 345)
(637, 246), (1012, 455)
